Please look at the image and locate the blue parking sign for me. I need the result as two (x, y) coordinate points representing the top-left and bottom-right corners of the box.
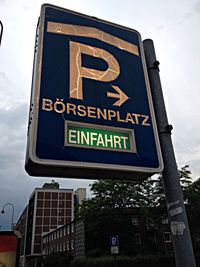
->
(110, 236), (119, 246)
(25, 4), (163, 180)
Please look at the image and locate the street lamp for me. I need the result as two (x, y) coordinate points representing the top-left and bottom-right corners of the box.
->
(1, 203), (15, 230)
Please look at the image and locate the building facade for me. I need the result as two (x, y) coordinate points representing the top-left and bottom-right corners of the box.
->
(41, 221), (75, 256)
(15, 182), (86, 267)
(73, 209), (174, 257)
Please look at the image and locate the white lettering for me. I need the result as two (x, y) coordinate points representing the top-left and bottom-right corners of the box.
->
(104, 134), (113, 147)
(113, 135), (122, 149)
(120, 136), (128, 149)
(68, 130), (77, 144)
(96, 134), (105, 147)
(90, 132), (98, 145)
(81, 131), (90, 145)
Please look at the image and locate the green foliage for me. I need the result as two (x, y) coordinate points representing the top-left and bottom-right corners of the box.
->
(78, 165), (193, 219)
(184, 177), (200, 253)
(77, 165), (198, 256)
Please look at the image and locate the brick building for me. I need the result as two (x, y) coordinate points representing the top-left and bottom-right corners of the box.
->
(15, 182), (85, 267)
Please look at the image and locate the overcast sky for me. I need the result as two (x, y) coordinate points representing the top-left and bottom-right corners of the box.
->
(0, 0), (199, 230)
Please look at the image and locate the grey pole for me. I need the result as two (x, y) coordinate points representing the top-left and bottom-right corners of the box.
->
(143, 39), (196, 267)
(0, 21), (3, 46)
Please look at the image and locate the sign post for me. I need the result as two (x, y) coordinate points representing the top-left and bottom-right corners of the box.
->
(0, 21), (3, 46)
(25, 4), (163, 180)
(143, 39), (196, 267)
(110, 236), (119, 255)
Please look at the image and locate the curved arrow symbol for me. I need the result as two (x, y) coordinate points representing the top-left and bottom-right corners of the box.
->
(107, 85), (129, 107)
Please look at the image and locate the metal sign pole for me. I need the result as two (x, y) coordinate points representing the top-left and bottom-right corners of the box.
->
(0, 21), (3, 46)
(143, 39), (196, 267)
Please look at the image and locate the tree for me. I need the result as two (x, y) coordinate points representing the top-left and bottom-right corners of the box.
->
(184, 177), (200, 253)
(77, 165), (194, 256)
(78, 180), (148, 255)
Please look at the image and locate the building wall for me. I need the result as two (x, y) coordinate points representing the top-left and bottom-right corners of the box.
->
(31, 189), (73, 255)
(74, 220), (85, 257)
(42, 222), (75, 256)
(14, 206), (28, 257)
(15, 186), (74, 261)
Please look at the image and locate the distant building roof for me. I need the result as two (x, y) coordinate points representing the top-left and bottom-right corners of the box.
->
(42, 180), (59, 189)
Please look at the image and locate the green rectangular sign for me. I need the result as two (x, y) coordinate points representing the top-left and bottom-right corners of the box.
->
(65, 121), (136, 153)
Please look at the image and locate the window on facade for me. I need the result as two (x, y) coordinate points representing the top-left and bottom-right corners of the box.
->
(71, 240), (74, 250)
(67, 226), (70, 235)
(146, 217), (154, 225)
(161, 215), (169, 224)
(63, 227), (66, 236)
(58, 217), (62, 225)
(146, 217), (156, 229)
(164, 232), (172, 243)
(71, 224), (74, 233)
(66, 241), (69, 250)
(148, 231), (156, 243)
(131, 216), (139, 226)
(133, 233), (141, 245)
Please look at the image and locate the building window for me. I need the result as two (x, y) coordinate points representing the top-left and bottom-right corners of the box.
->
(67, 225), (70, 235)
(164, 232), (172, 243)
(146, 217), (156, 229)
(148, 231), (156, 243)
(63, 227), (66, 236)
(66, 241), (69, 250)
(133, 233), (141, 244)
(71, 224), (74, 233)
(161, 215), (169, 224)
(131, 216), (139, 226)
(71, 240), (74, 250)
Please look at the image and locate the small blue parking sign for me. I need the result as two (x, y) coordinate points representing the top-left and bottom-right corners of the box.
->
(110, 236), (119, 255)
(25, 4), (163, 180)
(110, 236), (119, 246)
